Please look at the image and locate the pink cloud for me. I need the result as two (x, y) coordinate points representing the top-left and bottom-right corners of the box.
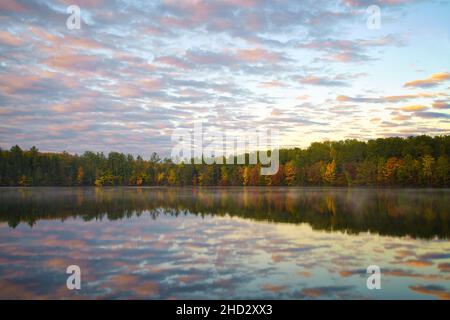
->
(155, 56), (190, 69)
(235, 48), (280, 63)
(0, 74), (47, 95)
(221, 0), (261, 8)
(140, 78), (163, 91)
(0, 30), (24, 46)
(432, 101), (450, 109)
(44, 54), (99, 71)
(57, 0), (105, 7)
(0, 0), (28, 12)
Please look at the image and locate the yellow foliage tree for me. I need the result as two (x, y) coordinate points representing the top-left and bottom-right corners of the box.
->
(323, 160), (336, 185)
(284, 161), (297, 186)
(242, 167), (250, 186)
(167, 169), (177, 186)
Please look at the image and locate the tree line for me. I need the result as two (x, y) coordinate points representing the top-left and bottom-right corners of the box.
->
(0, 135), (449, 187)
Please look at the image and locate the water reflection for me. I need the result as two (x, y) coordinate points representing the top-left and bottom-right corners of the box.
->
(0, 187), (449, 299)
(0, 187), (449, 239)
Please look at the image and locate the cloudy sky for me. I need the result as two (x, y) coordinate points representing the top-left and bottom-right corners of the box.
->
(0, 0), (449, 157)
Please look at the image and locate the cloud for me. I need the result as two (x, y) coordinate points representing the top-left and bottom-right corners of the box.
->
(259, 80), (284, 88)
(104, 274), (160, 298)
(419, 253), (450, 260)
(339, 267), (442, 281)
(234, 48), (281, 63)
(185, 48), (284, 68)
(299, 286), (353, 298)
(0, 0), (449, 155)
(336, 95), (380, 103)
(341, 0), (422, 7)
(396, 260), (433, 267)
(302, 35), (403, 63)
(57, 0), (105, 8)
(404, 73), (450, 88)
(414, 111), (450, 119)
(44, 54), (102, 71)
(298, 75), (348, 87)
(0, 0), (29, 12)
(336, 92), (442, 104)
(261, 284), (289, 293)
(0, 72), (77, 96)
(155, 56), (191, 69)
(383, 93), (435, 101)
(410, 285), (450, 300)
(438, 263), (450, 273)
(0, 30), (24, 46)
(432, 101), (450, 109)
(400, 105), (427, 112)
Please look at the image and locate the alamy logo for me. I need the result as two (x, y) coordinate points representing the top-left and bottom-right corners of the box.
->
(66, 5), (81, 30)
(366, 265), (381, 290)
(66, 265), (81, 290)
(171, 121), (279, 175)
(366, 5), (381, 30)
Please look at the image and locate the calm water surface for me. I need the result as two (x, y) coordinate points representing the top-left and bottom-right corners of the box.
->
(0, 187), (449, 299)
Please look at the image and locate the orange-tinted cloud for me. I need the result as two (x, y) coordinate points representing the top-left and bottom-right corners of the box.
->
(398, 260), (433, 268)
(103, 274), (160, 298)
(44, 258), (69, 269)
(339, 270), (356, 277)
(384, 93), (435, 101)
(261, 284), (288, 293)
(384, 269), (439, 280)
(271, 254), (285, 263)
(438, 263), (450, 273)
(410, 285), (450, 300)
(404, 73), (450, 88)
(300, 287), (323, 297)
(177, 274), (204, 284)
(133, 282), (159, 297)
(0, 280), (41, 299)
(297, 271), (313, 277)
(400, 105), (427, 112)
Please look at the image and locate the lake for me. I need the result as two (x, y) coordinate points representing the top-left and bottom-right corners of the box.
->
(0, 187), (449, 299)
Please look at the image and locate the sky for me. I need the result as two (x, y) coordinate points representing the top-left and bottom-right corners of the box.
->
(0, 0), (449, 158)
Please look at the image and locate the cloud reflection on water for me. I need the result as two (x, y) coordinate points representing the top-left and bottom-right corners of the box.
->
(0, 187), (449, 299)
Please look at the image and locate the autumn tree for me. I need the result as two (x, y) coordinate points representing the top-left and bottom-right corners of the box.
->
(284, 161), (297, 186)
(323, 160), (336, 185)
(1, 135), (449, 187)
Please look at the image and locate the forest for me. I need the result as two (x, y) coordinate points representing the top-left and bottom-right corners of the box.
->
(0, 135), (449, 187)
